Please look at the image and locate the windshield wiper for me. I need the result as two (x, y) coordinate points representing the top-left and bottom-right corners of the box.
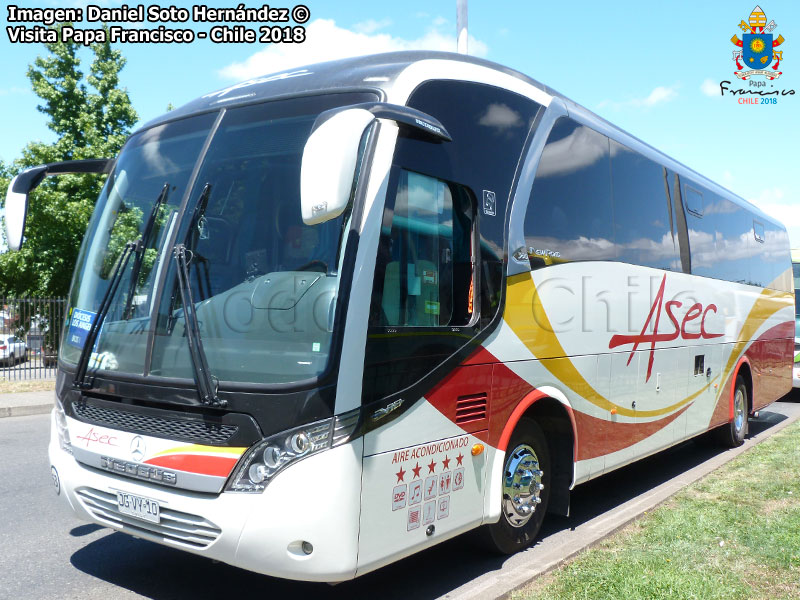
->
(73, 242), (136, 389)
(73, 183), (170, 390)
(167, 182), (212, 334)
(173, 243), (226, 408)
(123, 182), (169, 319)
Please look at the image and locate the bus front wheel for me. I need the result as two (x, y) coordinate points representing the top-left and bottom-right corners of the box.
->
(482, 418), (550, 554)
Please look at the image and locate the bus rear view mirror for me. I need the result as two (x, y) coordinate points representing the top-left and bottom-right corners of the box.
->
(3, 159), (112, 251)
(300, 108), (375, 226)
(300, 102), (452, 226)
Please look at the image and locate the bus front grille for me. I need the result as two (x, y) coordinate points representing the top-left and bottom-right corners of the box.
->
(75, 487), (222, 549)
(73, 400), (239, 445)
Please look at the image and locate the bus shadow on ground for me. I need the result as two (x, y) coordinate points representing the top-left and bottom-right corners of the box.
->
(69, 406), (791, 600)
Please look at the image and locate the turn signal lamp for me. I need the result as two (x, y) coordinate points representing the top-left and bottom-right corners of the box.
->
(471, 443), (484, 456)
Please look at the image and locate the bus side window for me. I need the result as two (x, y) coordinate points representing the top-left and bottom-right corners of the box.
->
(610, 141), (679, 271)
(373, 169), (475, 328)
(524, 118), (615, 269)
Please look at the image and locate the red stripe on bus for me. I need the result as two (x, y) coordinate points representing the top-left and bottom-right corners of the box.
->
(572, 406), (690, 461)
(144, 454), (238, 477)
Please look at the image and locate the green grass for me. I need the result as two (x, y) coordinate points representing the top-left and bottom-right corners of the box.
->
(514, 420), (800, 600)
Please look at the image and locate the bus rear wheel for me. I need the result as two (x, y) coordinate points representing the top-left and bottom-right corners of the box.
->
(715, 375), (748, 448)
(482, 418), (550, 554)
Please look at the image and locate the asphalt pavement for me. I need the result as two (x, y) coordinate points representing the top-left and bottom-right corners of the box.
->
(0, 396), (798, 599)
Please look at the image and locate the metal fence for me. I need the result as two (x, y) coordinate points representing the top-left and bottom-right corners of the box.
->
(0, 297), (67, 381)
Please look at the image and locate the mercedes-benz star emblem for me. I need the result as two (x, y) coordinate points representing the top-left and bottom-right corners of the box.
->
(130, 436), (146, 462)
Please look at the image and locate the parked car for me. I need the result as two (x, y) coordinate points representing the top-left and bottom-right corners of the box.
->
(0, 335), (27, 365)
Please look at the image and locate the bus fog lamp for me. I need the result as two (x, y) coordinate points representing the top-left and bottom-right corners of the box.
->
(289, 432), (310, 455)
(249, 463), (269, 484)
(263, 445), (282, 469)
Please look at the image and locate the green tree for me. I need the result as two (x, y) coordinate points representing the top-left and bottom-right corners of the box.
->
(0, 25), (138, 298)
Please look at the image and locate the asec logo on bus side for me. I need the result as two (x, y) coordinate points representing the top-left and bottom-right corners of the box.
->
(607, 274), (722, 382)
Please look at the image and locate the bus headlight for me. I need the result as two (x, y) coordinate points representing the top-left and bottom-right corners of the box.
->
(226, 408), (360, 493)
(54, 395), (73, 455)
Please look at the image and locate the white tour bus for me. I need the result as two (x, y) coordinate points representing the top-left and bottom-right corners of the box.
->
(4, 51), (793, 581)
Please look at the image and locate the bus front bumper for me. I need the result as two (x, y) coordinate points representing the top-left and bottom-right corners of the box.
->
(48, 410), (363, 582)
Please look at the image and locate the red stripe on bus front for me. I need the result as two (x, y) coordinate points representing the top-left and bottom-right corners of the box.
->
(144, 454), (238, 477)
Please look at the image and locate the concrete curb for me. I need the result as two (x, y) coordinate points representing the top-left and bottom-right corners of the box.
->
(0, 389), (56, 419)
(0, 404), (53, 418)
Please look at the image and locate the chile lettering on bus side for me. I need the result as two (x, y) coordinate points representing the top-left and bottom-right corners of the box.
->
(608, 274), (723, 381)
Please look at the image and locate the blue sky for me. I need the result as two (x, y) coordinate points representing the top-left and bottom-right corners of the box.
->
(1, 0), (799, 244)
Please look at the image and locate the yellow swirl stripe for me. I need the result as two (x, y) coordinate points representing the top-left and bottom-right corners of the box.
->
(503, 272), (790, 419)
(151, 444), (247, 458)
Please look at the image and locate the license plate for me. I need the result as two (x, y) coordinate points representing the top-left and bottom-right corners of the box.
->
(116, 491), (160, 524)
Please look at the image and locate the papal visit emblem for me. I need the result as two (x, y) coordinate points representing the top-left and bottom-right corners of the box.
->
(730, 5), (785, 80)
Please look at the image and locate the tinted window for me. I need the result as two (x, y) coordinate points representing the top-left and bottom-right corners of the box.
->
(686, 187), (752, 284)
(394, 80), (540, 327)
(611, 141), (678, 271)
(749, 218), (791, 290)
(525, 118), (615, 268)
(682, 180), (790, 290)
(372, 170), (474, 327)
(363, 80), (540, 402)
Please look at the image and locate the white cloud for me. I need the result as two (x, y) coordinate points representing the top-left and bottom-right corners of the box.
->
(218, 18), (488, 81)
(433, 16), (449, 27)
(598, 84), (680, 110)
(633, 85), (679, 107)
(353, 18), (392, 34)
(700, 79), (720, 97)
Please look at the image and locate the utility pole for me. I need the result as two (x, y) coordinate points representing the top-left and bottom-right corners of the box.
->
(457, 0), (468, 54)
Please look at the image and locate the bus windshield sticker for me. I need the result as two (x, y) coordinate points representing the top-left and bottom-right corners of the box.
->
(67, 308), (96, 348)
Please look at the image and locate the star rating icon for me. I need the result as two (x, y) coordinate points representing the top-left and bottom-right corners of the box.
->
(428, 459), (437, 474)
(456, 453), (464, 466)
(442, 455), (451, 470)
(412, 462), (422, 478)
(395, 466), (406, 483)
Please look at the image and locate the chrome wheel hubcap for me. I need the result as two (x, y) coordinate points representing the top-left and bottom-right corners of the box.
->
(734, 388), (746, 434)
(502, 444), (543, 528)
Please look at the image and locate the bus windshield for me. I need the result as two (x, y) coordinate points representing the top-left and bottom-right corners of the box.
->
(62, 92), (374, 387)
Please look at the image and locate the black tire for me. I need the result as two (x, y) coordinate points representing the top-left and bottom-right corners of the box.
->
(714, 375), (749, 447)
(480, 418), (551, 554)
